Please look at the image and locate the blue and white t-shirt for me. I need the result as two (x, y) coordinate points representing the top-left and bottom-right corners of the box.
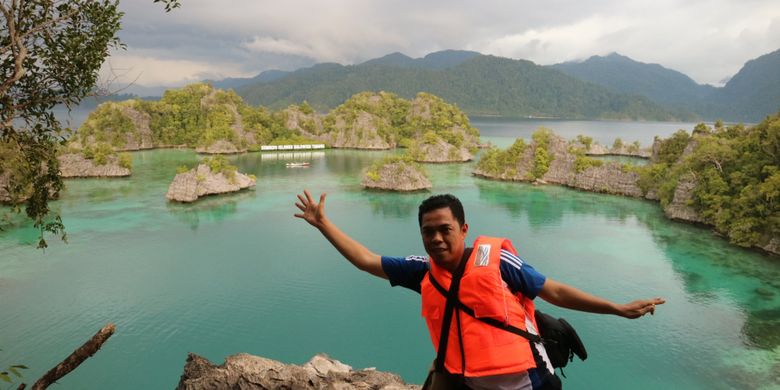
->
(381, 249), (547, 297)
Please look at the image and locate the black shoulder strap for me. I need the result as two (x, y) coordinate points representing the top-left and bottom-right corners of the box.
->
(433, 247), (472, 373)
(428, 265), (542, 344)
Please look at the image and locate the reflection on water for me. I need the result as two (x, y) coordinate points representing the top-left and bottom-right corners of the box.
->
(166, 192), (252, 231)
(364, 191), (425, 220)
(475, 180), (642, 229)
(640, 214), (780, 352)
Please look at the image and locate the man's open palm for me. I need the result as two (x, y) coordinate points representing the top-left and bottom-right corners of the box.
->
(294, 190), (327, 228)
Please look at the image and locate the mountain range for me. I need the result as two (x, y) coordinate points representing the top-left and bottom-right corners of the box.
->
(133, 48), (780, 123)
(551, 49), (780, 122)
(234, 50), (687, 121)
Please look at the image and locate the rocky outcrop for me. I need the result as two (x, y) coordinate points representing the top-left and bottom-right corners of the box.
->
(166, 164), (255, 202)
(285, 106), (326, 138)
(0, 170), (12, 203)
(585, 143), (650, 158)
(570, 163), (644, 197)
(195, 140), (244, 155)
(474, 134), (646, 198)
(177, 353), (418, 390)
(411, 138), (473, 163)
(363, 161), (431, 191)
(198, 90), (254, 153)
(57, 153), (130, 178)
(75, 102), (154, 151)
(325, 111), (395, 149)
(662, 174), (705, 223)
(406, 94), (481, 159)
(116, 104), (155, 151)
(761, 237), (780, 255)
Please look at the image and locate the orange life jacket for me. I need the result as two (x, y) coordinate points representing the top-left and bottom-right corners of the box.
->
(420, 236), (541, 377)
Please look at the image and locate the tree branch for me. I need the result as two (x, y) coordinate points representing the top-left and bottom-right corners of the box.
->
(0, 8), (78, 56)
(0, 0), (29, 97)
(24, 323), (116, 390)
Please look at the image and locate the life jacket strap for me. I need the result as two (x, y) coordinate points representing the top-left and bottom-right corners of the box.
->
(427, 271), (543, 344)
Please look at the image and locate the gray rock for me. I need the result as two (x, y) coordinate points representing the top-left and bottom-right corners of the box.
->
(76, 102), (155, 151)
(166, 164), (256, 202)
(196, 140), (245, 155)
(585, 143), (650, 158)
(571, 163), (644, 197)
(362, 162), (432, 192)
(326, 111), (395, 149)
(176, 353), (420, 390)
(411, 138), (472, 163)
(761, 237), (780, 256)
(285, 107), (326, 138)
(117, 104), (155, 151)
(58, 153), (130, 178)
(0, 170), (12, 203)
(663, 173), (705, 223)
(474, 133), (646, 198)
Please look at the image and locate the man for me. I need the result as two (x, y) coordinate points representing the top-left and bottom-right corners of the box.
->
(294, 190), (664, 389)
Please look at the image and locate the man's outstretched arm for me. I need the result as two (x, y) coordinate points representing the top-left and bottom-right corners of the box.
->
(538, 279), (665, 319)
(294, 190), (387, 279)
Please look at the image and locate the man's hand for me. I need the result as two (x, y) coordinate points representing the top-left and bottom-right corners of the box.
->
(616, 298), (666, 319)
(292, 189), (386, 279)
(294, 189), (327, 229)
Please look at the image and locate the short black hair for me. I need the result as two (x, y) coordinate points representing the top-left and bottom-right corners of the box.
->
(418, 194), (465, 227)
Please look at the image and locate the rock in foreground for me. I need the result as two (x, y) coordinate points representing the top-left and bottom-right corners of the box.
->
(166, 164), (255, 202)
(177, 353), (419, 390)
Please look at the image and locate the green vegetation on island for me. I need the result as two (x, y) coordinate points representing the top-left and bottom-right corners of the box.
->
(635, 115), (779, 250)
(474, 112), (780, 255)
(167, 155), (256, 203)
(72, 85), (477, 159)
(362, 155), (431, 192)
(476, 128), (554, 180)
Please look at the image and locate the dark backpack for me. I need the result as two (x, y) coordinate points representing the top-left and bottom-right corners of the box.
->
(534, 310), (588, 368)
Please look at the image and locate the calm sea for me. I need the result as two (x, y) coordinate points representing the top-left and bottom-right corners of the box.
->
(1, 119), (778, 389)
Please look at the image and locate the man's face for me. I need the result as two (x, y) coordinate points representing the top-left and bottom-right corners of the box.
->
(420, 207), (468, 272)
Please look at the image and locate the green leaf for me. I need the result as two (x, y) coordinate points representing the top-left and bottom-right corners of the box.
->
(11, 365), (28, 370)
(0, 372), (12, 383)
(8, 367), (22, 377)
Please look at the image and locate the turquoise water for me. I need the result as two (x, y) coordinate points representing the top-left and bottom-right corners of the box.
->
(2, 138), (779, 388)
(473, 117), (700, 148)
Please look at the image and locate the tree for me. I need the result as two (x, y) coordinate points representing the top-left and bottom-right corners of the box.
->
(0, 0), (179, 248)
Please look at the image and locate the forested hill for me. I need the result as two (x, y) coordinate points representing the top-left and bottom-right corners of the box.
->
(551, 53), (718, 109)
(237, 55), (688, 121)
(552, 49), (780, 122)
(358, 50), (481, 69)
(718, 48), (780, 122)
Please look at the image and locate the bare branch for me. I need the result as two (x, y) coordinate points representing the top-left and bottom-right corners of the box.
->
(91, 61), (143, 97)
(25, 323), (116, 390)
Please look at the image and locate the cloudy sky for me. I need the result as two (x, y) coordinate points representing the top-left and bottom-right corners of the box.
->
(104, 0), (780, 90)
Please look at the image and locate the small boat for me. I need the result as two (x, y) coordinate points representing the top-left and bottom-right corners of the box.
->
(285, 162), (311, 168)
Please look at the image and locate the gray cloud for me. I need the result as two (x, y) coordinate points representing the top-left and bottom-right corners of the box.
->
(107, 0), (780, 87)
